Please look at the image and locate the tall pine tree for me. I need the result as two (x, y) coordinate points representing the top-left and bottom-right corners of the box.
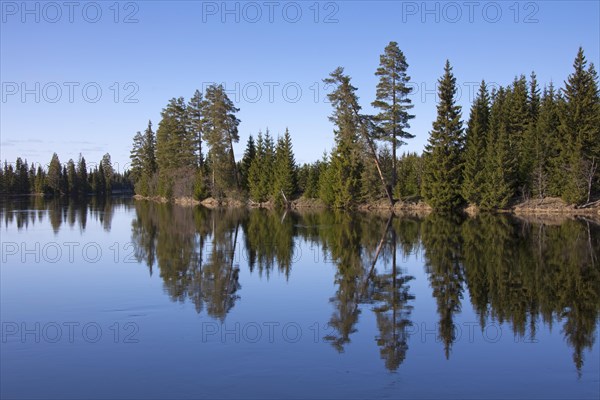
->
(372, 41), (415, 194)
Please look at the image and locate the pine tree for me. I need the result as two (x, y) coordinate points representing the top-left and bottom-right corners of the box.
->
(240, 135), (256, 191)
(272, 128), (298, 206)
(248, 130), (274, 202)
(130, 131), (144, 181)
(202, 85), (241, 196)
(155, 97), (192, 171)
(421, 60), (465, 211)
(323, 67), (364, 208)
(187, 89), (205, 168)
(372, 41), (415, 194)
(558, 47), (600, 203)
(520, 72), (541, 197)
(66, 159), (77, 195)
(480, 87), (514, 209)
(462, 81), (490, 205)
(506, 75), (530, 195)
(76, 154), (89, 195)
(532, 84), (560, 198)
(101, 153), (113, 194)
(47, 153), (62, 195)
(15, 158), (30, 194)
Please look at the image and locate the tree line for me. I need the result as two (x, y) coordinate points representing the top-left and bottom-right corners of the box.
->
(0, 152), (132, 196)
(129, 44), (598, 210)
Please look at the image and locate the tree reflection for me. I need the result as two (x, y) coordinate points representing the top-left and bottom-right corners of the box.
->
(126, 202), (599, 374)
(421, 213), (465, 359)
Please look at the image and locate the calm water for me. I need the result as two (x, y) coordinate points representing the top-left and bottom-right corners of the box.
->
(1, 197), (599, 399)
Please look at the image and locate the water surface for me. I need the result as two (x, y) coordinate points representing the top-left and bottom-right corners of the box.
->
(1, 197), (599, 399)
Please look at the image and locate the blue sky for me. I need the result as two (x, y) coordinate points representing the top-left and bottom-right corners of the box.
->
(1, 0), (599, 172)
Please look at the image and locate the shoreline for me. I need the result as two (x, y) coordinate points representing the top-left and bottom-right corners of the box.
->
(132, 194), (600, 218)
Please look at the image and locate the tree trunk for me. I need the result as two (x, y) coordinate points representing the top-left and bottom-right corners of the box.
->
(351, 104), (394, 206)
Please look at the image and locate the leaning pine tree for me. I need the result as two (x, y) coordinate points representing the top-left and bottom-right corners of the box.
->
(421, 60), (465, 211)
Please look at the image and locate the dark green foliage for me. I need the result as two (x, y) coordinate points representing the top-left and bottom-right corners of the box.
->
(481, 87), (514, 209)
(239, 135), (256, 191)
(462, 81), (490, 204)
(557, 48), (600, 203)
(395, 152), (422, 198)
(47, 153), (62, 195)
(322, 67), (364, 208)
(248, 130), (275, 203)
(203, 84), (241, 196)
(372, 41), (415, 192)
(422, 61), (465, 211)
(272, 128), (298, 206)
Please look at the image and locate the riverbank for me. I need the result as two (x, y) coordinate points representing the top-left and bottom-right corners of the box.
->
(133, 194), (600, 219)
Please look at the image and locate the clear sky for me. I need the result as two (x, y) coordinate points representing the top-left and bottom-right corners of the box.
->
(1, 0), (598, 172)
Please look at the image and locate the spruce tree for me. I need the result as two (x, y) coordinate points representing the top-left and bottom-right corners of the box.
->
(47, 153), (62, 195)
(480, 87), (514, 209)
(272, 128), (298, 206)
(130, 131), (144, 181)
(372, 41), (415, 194)
(323, 67), (364, 208)
(76, 154), (89, 195)
(558, 47), (600, 203)
(248, 131), (269, 202)
(506, 75), (530, 194)
(532, 84), (560, 198)
(66, 159), (77, 195)
(421, 61), (465, 211)
(462, 81), (490, 205)
(240, 135), (256, 191)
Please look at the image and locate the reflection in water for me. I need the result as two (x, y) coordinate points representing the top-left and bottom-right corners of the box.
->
(130, 202), (244, 320)
(3, 198), (597, 374)
(127, 204), (599, 373)
(0, 196), (126, 233)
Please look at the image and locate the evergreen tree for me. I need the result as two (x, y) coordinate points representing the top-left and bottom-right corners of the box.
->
(372, 41), (415, 194)
(421, 61), (465, 211)
(240, 135), (256, 191)
(323, 67), (364, 208)
(506, 75), (531, 195)
(481, 87), (514, 209)
(155, 97), (192, 171)
(187, 89), (205, 168)
(76, 154), (89, 195)
(462, 81), (490, 205)
(66, 159), (77, 195)
(130, 131), (145, 181)
(272, 128), (298, 206)
(248, 131), (267, 202)
(532, 84), (560, 198)
(47, 153), (62, 195)
(101, 153), (114, 194)
(558, 47), (600, 203)
(202, 85), (241, 196)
